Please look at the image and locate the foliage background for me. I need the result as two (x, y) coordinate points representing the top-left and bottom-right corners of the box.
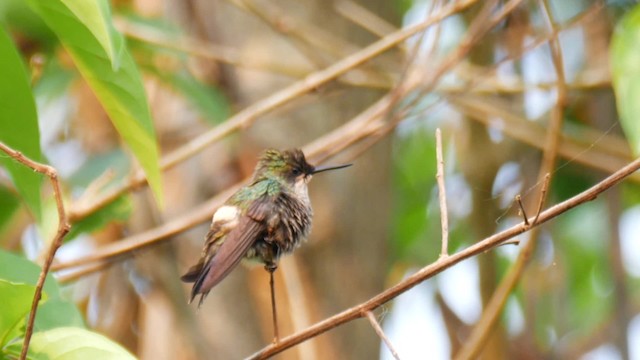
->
(1, 0), (640, 359)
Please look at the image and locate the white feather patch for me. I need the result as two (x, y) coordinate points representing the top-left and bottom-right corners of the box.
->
(212, 205), (240, 223)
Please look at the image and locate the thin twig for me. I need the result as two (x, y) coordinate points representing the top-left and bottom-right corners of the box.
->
(532, 173), (551, 225)
(364, 311), (401, 360)
(0, 142), (71, 360)
(247, 155), (640, 359)
(435, 128), (449, 258)
(515, 195), (529, 226)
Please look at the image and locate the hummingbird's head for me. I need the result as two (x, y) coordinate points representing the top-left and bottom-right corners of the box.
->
(254, 149), (351, 185)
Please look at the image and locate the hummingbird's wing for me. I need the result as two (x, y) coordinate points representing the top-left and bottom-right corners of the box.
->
(187, 195), (275, 305)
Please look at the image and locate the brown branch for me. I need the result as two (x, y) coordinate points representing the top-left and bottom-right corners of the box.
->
(532, 173), (551, 226)
(115, 17), (312, 78)
(246, 155), (640, 359)
(68, 0), (479, 223)
(449, 95), (639, 183)
(435, 128), (449, 258)
(364, 311), (401, 360)
(334, 0), (398, 39)
(0, 142), (71, 360)
(515, 195), (529, 226)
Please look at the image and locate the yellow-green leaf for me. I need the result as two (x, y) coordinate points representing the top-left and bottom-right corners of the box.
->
(7, 327), (137, 360)
(611, 4), (640, 156)
(0, 280), (41, 347)
(0, 26), (43, 220)
(28, 0), (164, 206)
(60, 0), (122, 69)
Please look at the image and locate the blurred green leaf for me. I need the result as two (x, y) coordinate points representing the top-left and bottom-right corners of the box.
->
(5, 327), (137, 360)
(27, 0), (164, 207)
(0, 26), (43, 220)
(169, 71), (230, 125)
(391, 128), (438, 263)
(67, 150), (129, 188)
(0, 280), (40, 347)
(0, 250), (60, 299)
(0, 0), (55, 44)
(553, 200), (611, 336)
(65, 194), (131, 241)
(550, 163), (594, 201)
(34, 58), (75, 103)
(35, 300), (86, 331)
(611, 3), (640, 156)
(0, 251), (85, 331)
(0, 186), (20, 236)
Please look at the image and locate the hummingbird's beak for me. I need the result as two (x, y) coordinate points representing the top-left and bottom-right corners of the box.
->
(312, 163), (352, 174)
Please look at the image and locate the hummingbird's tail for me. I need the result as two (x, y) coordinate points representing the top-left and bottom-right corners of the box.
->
(180, 261), (211, 306)
(180, 263), (202, 283)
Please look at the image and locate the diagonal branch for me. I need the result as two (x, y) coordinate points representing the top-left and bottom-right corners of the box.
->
(0, 142), (71, 360)
(246, 156), (640, 359)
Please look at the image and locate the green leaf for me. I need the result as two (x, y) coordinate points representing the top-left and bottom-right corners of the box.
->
(168, 71), (230, 125)
(0, 250), (60, 299)
(0, 26), (43, 220)
(65, 194), (131, 241)
(0, 0), (55, 44)
(391, 127), (438, 263)
(60, 0), (122, 69)
(0, 280), (41, 347)
(28, 0), (164, 206)
(35, 300), (86, 331)
(34, 58), (75, 103)
(6, 327), (137, 360)
(0, 186), (20, 237)
(0, 250), (86, 331)
(611, 3), (640, 156)
(552, 200), (612, 336)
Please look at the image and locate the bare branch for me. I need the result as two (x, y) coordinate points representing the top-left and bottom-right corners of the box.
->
(364, 311), (401, 360)
(435, 128), (449, 258)
(334, 0), (398, 39)
(0, 142), (71, 360)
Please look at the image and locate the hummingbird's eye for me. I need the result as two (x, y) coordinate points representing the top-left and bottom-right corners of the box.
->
(292, 168), (302, 176)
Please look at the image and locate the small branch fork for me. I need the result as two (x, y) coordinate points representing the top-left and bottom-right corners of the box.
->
(0, 142), (71, 360)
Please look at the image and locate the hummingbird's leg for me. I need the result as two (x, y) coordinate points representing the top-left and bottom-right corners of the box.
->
(265, 261), (280, 344)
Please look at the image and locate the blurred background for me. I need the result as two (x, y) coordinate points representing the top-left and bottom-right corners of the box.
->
(2, 0), (640, 359)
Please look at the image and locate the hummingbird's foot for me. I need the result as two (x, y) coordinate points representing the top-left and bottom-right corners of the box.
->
(272, 336), (279, 344)
(264, 262), (278, 273)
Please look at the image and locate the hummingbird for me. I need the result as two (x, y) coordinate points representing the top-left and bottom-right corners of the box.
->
(181, 148), (351, 306)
